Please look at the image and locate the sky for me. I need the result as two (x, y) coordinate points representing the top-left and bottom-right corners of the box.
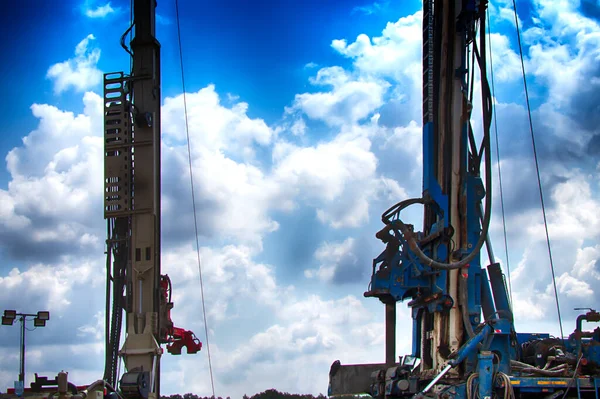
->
(0, 0), (600, 396)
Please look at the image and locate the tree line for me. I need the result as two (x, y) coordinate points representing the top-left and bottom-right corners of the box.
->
(161, 388), (327, 399)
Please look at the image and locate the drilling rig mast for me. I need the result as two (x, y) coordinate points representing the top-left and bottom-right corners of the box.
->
(1, 2), (201, 399)
(328, 1), (600, 398)
(104, 1), (201, 398)
(103, 0), (163, 395)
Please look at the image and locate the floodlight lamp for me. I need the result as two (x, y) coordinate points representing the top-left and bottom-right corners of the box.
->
(2, 316), (14, 326)
(3, 310), (16, 320)
(33, 318), (46, 327)
(37, 311), (50, 321)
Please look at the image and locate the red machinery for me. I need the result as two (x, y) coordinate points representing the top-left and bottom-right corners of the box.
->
(160, 275), (202, 355)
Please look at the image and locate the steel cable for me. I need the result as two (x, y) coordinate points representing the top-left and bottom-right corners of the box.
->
(175, 0), (216, 397)
(486, 8), (514, 305)
(511, 0), (564, 340)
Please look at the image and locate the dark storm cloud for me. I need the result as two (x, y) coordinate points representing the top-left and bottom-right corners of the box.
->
(486, 94), (600, 217)
(260, 207), (325, 281)
(570, 89), (600, 135)
(161, 144), (274, 250)
(0, 310), (102, 349)
(0, 280), (105, 349)
(586, 134), (600, 155)
(331, 238), (372, 284)
(371, 134), (421, 196)
(1, 343), (104, 376)
(568, 80), (600, 159)
(161, 175), (223, 248)
(0, 194), (104, 262)
(313, 235), (373, 285)
(377, 98), (416, 128)
(524, 17), (600, 159)
(580, 0), (600, 21)
(493, 160), (571, 219)
(563, 53), (600, 136)
(0, 232), (99, 264)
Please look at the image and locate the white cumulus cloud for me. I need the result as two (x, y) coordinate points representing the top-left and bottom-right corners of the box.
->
(4, 1), (600, 396)
(85, 2), (116, 18)
(46, 35), (102, 94)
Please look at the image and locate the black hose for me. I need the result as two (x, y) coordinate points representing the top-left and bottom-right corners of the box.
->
(514, 367), (568, 377)
(382, 198), (428, 222)
(104, 222), (112, 383)
(85, 380), (126, 399)
(103, 218), (128, 386)
(120, 23), (134, 57)
(459, 273), (476, 338)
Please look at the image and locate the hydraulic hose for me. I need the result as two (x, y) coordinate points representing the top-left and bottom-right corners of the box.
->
(84, 381), (126, 399)
(382, 7), (494, 271)
(513, 366), (568, 377)
(104, 221), (112, 383)
(459, 273), (476, 338)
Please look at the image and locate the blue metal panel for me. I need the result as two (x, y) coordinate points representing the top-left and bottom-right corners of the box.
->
(487, 319), (514, 373)
(585, 344), (600, 366)
(411, 307), (420, 358)
(449, 324), (492, 366)
(510, 376), (595, 389)
(478, 352), (494, 399)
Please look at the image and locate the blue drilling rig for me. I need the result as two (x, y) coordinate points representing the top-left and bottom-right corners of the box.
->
(328, 1), (600, 398)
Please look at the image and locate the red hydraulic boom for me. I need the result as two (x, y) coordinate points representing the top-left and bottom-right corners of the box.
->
(159, 275), (202, 355)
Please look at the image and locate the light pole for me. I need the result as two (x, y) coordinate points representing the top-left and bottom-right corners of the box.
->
(2, 310), (50, 385)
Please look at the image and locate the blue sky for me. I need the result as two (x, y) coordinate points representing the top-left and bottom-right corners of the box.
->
(1, 0), (600, 397)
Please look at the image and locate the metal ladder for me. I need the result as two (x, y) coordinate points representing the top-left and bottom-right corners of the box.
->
(577, 377), (599, 399)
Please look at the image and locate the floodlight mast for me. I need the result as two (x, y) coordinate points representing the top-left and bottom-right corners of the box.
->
(1, 310), (50, 385)
(19, 315), (26, 383)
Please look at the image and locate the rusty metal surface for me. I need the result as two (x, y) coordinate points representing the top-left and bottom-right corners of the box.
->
(385, 303), (396, 366)
(329, 363), (389, 396)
